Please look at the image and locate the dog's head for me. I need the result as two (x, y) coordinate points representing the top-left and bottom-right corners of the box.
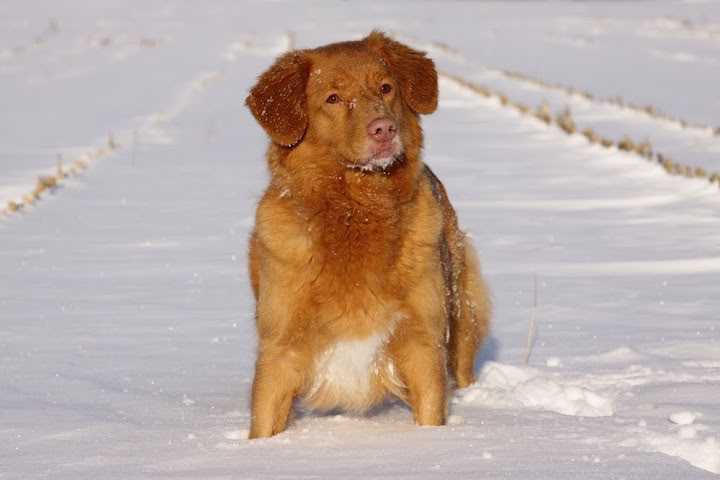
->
(246, 32), (438, 171)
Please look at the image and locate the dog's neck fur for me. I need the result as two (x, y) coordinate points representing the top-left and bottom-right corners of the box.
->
(266, 141), (424, 281)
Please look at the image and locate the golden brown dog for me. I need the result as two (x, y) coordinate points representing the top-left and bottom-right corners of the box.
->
(245, 31), (491, 439)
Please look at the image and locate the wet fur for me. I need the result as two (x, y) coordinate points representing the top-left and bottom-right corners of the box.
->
(245, 31), (491, 439)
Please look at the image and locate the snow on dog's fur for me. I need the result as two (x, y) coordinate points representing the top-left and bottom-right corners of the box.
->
(245, 31), (491, 439)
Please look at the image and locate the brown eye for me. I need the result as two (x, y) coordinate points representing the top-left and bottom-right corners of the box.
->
(380, 83), (392, 95)
(326, 94), (339, 104)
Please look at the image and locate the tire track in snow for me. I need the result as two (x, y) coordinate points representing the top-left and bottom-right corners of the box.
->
(1, 31), (297, 220)
(488, 67), (720, 138)
(397, 32), (720, 137)
(394, 34), (720, 191)
(1, 69), (222, 219)
(438, 71), (720, 192)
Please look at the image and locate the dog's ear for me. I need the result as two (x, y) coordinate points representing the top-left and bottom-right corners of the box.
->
(366, 31), (438, 115)
(246, 52), (311, 147)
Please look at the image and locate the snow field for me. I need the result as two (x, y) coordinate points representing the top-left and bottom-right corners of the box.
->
(2, 2), (720, 478)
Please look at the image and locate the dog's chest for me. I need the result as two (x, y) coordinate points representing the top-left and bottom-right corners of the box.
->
(313, 334), (385, 394)
(310, 199), (402, 261)
(303, 323), (402, 412)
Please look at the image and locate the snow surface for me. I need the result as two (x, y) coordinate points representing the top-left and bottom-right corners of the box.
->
(1, 1), (720, 478)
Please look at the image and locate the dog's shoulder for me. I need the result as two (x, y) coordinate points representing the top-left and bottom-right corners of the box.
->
(254, 181), (314, 266)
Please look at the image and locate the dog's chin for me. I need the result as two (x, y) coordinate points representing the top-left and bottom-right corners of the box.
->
(347, 153), (403, 173)
(348, 148), (403, 173)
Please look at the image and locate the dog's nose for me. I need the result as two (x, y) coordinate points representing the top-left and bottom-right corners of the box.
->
(367, 118), (396, 143)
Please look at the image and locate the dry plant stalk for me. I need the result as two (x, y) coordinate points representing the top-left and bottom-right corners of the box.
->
(2, 134), (121, 217)
(524, 274), (538, 366)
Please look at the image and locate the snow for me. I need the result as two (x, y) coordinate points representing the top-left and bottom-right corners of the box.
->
(456, 362), (615, 417)
(670, 411), (700, 426)
(2, 1), (720, 478)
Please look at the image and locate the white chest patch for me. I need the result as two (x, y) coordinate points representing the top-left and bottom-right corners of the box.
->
(310, 334), (384, 397)
(305, 320), (402, 411)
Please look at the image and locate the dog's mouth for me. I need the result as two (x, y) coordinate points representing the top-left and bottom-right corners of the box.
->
(347, 138), (404, 173)
(347, 154), (403, 173)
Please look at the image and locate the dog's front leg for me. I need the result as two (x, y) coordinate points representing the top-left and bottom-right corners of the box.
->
(390, 331), (448, 426)
(248, 345), (304, 439)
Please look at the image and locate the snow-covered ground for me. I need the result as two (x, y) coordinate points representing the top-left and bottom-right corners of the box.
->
(1, 1), (719, 478)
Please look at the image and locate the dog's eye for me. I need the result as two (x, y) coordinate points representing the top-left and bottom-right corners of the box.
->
(380, 83), (392, 95)
(326, 94), (339, 104)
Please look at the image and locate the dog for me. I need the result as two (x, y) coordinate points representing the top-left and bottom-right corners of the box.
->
(245, 31), (491, 439)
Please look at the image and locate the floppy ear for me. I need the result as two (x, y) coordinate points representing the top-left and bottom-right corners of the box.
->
(366, 31), (438, 115)
(246, 52), (310, 146)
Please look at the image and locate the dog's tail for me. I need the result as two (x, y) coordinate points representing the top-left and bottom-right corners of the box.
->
(422, 164), (491, 388)
(447, 236), (491, 388)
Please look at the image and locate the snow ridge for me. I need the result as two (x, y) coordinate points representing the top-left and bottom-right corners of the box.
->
(456, 362), (615, 417)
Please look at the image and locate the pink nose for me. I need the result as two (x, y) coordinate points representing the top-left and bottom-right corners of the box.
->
(367, 118), (397, 143)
